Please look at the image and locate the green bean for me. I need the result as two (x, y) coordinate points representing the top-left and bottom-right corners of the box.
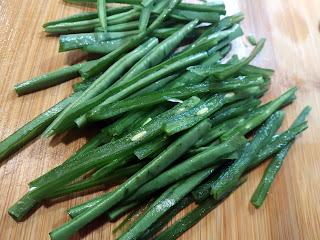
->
(85, 77), (264, 122)
(164, 87), (264, 136)
(82, 37), (132, 54)
(130, 74), (179, 98)
(211, 111), (285, 200)
(15, 63), (84, 95)
(97, 0), (107, 31)
(211, 98), (261, 125)
(67, 99), (202, 217)
(46, 10), (140, 35)
(29, 126), (112, 188)
(43, 6), (134, 27)
(111, 19), (198, 89)
(139, 195), (194, 240)
(248, 108), (310, 207)
(188, 38), (266, 80)
(194, 117), (245, 149)
(46, 161), (143, 199)
(249, 107), (311, 170)
(72, 81), (93, 92)
(79, 0), (181, 79)
(119, 168), (213, 240)
(49, 120), (211, 240)
(65, 0), (226, 14)
(134, 134), (169, 160)
(108, 202), (140, 221)
(251, 143), (292, 208)
(125, 135), (245, 203)
(240, 65), (274, 79)
(44, 38), (158, 137)
(95, 21), (139, 32)
(0, 93), (80, 162)
(139, 0), (155, 31)
(27, 97), (202, 217)
(221, 87), (297, 141)
(74, 52), (208, 128)
(59, 30), (140, 52)
(171, 9), (220, 23)
(156, 178), (246, 240)
(106, 112), (148, 137)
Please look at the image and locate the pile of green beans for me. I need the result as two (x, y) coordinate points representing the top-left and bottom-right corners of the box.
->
(0, 0), (311, 239)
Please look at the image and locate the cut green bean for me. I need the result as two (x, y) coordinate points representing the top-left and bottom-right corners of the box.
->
(86, 77), (264, 122)
(221, 87), (297, 141)
(22, 97), (202, 219)
(156, 178), (246, 240)
(139, 195), (194, 240)
(188, 38), (266, 80)
(15, 63), (84, 95)
(251, 143), (292, 208)
(111, 19), (199, 89)
(79, 0), (181, 79)
(164, 87), (264, 136)
(249, 107), (311, 170)
(211, 111), (285, 200)
(171, 9), (220, 23)
(49, 120), (210, 240)
(43, 6), (134, 27)
(74, 52), (208, 128)
(118, 168), (213, 240)
(44, 38), (158, 137)
(59, 30), (140, 52)
(125, 135), (245, 203)
(139, 0), (154, 31)
(0, 93), (80, 162)
(108, 202), (140, 221)
(97, 0), (107, 31)
(210, 98), (261, 125)
(134, 134), (169, 160)
(46, 161), (143, 199)
(82, 37), (132, 54)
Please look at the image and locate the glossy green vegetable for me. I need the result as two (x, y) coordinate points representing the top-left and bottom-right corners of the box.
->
(97, 0), (107, 31)
(108, 202), (140, 221)
(49, 120), (211, 240)
(134, 134), (169, 160)
(251, 144), (292, 208)
(111, 19), (198, 89)
(29, 126), (112, 188)
(139, 195), (194, 240)
(139, 0), (155, 31)
(171, 9), (220, 23)
(0, 93), (80, 162)
(79, 0), (182, 79)
(59, 30), (140, 51)
(25, 97), (202, 218)
(188, 38), (266, 80)
(15, 63), (84, 95)
(119, 168), (213, 240)
(221, 87), (297, 141)
(156, 178), (246, 240)
(249, 106), (311, 171)
(124, 135), (245, 203)
(82, 38), (131, 54)
(211, 98), (261, 125)
(74, 52), (208, 128)
(46, 10), (140, 35)
(85, 77), (264, 122)
(46, 162), (143, 199)
(43, 6), (134, 27)
(43, 38), (158, 137)
(164, 87), (264, 136)
(211, 111), (285, 200)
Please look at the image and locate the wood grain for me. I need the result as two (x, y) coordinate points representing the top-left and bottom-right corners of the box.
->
(0, 0), (319, 239)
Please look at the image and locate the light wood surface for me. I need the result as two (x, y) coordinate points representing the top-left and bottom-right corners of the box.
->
(0, 0), (319, 239)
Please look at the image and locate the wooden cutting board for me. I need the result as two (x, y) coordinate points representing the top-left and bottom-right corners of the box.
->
(0, 0), (319, 239)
